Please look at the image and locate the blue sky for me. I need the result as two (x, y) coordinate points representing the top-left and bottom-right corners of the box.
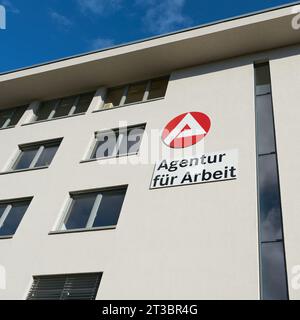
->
(0, 0), (299, 73)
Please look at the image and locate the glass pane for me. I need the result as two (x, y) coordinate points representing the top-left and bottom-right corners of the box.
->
(118, 126), (144, 156)
(0, 201), (30, 236)
(35, 144), (60, 167)
(92, 189), (126, 228)
(13, 147), (39, 170)
(256, 94), (276, 155)
(125, 82), (147, 104)
(258, 155), (283, 242)
(103, 87), (124, 109)
(255, 64), (271, 94)
(148, 77), (169, 100)
(91, 130), (119, 159)
(261, 242), (288, 300)
(75, 92), (94, 114)
(64, 194), (97, 230)
(53, 97), (76, 118)
(0, 109), (13, 128)
(9, 106), (27, 126)
(35, 100), (56, 121)
(255, 64), (271, 86)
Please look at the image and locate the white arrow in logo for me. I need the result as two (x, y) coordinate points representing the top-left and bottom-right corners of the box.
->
(164, 113), (207, 146)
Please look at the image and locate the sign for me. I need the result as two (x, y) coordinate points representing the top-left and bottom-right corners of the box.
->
(162, 112), (211, 148)
(150, 150), (238, 189)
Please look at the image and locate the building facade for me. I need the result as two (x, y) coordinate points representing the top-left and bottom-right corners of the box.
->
(0, 4), (300, 300)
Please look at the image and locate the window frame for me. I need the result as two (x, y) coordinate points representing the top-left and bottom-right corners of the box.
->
(51, 185), (128, 234)
(83, 123), (146, 162)
(8, 138), (63, 173)
(101, 76), (169, 111)
(0, 197), (33, 239)
(33, 92), (95, 123)
(0, 105), (27, 130)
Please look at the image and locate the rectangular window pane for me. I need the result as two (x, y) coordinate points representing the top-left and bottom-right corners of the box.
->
(64, 193), (97, 230)
(35, 144), (60, 167)
(256, 94), (276, 155)
(92, 189), (126, 228)
(13, 147), (39, 170)
(9, 106), (27, 126)
(35, 100), (56, 121)
(91, 130), (119, 159)
(53, 96), (76, 118)
(258, 155), (283, 243)
(148, 77), (169, 100)
(103, 87), (124, 109)
(125, 82), (147, 104)
(255, 63), (271, 95)
(0, 200), (31, 237)
(261, 242), (288, 300)
(62, 188), (126, 231)
(0, 109), (14, 128)
(75, 92), (94, 114)
(118, 126), (145, 156)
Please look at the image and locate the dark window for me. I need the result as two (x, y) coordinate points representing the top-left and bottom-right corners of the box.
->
(125, 81), (148, 105)
(148, 76), (169, 100)
(12, 139), (62, 171)
(102, 76), (169, 110)
(0, 199), (32, 237)
(91, 125), (145, 160)
(0, 106), (27, 129)
(60, 187), (127, 231)
(255, 62), (288, 300)
(27, 273), (102, 300)
(35, 92), (94, 122)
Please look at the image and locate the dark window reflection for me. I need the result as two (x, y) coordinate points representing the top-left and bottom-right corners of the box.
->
(93, 190), (126, 227)
(13, 147), (39, 170)
(63, 188), (127, 231)
(255, 62), (288, 301)
(65, 194), (96, 230)
(256, 94), (276, 155)
(35, 145), (60, 167)
(261, 242), (288, 300)
(0, 200), (31, 237)
(258, 155), (283, 242)
(255, 63), (271, 95)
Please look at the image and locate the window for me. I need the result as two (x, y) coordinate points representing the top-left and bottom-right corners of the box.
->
(11, 139), (62, 171)
(254, 62), (288, 300)
(0, 198), (32, 237)
(27, 273), (102, 300)
(34, 92), (95, 122)
(59, 187), (127, 232)
(90, 124), (145, 160)
(102, 76), (169, 110)
(0, 106), (27, 129)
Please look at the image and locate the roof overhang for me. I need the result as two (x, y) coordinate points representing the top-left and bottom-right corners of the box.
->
(1, 4), (300, 109)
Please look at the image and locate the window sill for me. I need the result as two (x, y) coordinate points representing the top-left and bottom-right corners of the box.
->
(93, 97), (164, 113)
(0, 235), (13, 240)
(21, 112), (86, 126)
(49, 226), (117, 235)
(0, 166), (49, 175)
(80, 152), (139, 164)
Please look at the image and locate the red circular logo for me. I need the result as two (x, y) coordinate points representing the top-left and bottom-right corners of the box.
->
(162, 112), (211, 148)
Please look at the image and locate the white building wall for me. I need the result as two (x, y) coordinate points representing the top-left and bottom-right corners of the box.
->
(270, 53), (300, 300)
(0, 57), (260, 300)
